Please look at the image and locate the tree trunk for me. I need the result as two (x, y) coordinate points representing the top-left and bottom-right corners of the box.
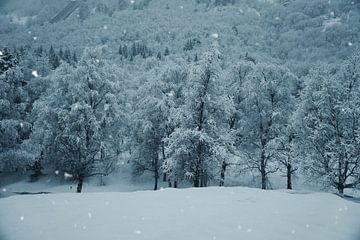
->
(154, 174), (158, 191)
(174, 180), (177, 188)
(163, 173), (167, 182)
(287, 163), (292, 190)
(260, 151), (267, 190)
(219, 161), (227, 187)
(154, 156), (159, 191)
(338, 184), (344, 195)
(77, 177), (83, 193)
(337, 159), (345, 195)
(193, 176), (200, 187)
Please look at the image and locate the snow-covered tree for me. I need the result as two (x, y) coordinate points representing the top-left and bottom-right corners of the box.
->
(32, 47), (125, 192)
(240, 63), (296, 189)
(0, 54), (35, 173)
(295, 55), (360, 194)
(131, 61), (187, 190)
(164, 45), (234, 187)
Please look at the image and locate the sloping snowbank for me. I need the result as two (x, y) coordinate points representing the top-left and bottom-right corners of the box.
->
(0, 187), (359, 240)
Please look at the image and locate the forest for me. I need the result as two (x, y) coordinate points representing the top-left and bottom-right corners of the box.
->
(1, 0), (360, 195)
(1, 1), (360, 240)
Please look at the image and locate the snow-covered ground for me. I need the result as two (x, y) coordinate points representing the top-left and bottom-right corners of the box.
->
(0, 187), (359, 240)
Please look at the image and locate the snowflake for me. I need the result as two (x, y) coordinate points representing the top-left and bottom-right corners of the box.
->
(348, 42), (353, 46)
(247, 228), (252, 233)
(237, 225), (242, 230)
(103, 25), (108, 30)
(20, 123), (24, 128)
(211, 33), (219, 39)
(135, 230), (142, 235)
(64, 172), (73, 179)
(0, 51), (3, 56)
(291, 229), (296, 234)
(130, 0), (135, 4)
(33, 36), (37, 40)
(105, 201), (110, 205)
(179, 5), (184, 9)
(55, 170), (60, 175)
(20, 216), (24, 221)
(31, 70), (39, 78)
(2, 188), (6, 192)
(88, 213), (92, 219)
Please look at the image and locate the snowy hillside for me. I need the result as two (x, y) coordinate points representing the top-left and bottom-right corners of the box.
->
(0, 187), (359, 240)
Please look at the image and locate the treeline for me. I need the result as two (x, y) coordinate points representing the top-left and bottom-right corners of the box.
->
(1, 44), (360, 194)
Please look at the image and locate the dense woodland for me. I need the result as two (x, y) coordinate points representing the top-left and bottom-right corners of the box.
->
(1, 0), (360, 194)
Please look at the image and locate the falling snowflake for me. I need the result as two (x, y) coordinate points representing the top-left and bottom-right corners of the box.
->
(28, 31), (31, 34)
(64, 172), (73, 179)
(275, 17), (279, 20)
(20, 216), (24, 221)
(348, 42), (353, 46)
(103, 25), (108, 30)
(51, 200), (56, 205)
(237, 225), (242, 230)
(247, 228), (252, 233)
(55, 170), (60, 175)
(291, 229), (296, 234)
(179, 5), (184, 9)
(105, 201), (110, 205)
(0, 51), (3, 56)
(167, 91), (174, 97)
(88, 213), (92, 219)
(31, 70), (39, 78)
(130, 0), (135, 4)
(135, 230), (142, 235)
(306, 224), (310, 228)
(211, 33), (219, 39)
(20, 123), (24, 128)
(33, 36), (37, 40)
(2, 188), (6, 192)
